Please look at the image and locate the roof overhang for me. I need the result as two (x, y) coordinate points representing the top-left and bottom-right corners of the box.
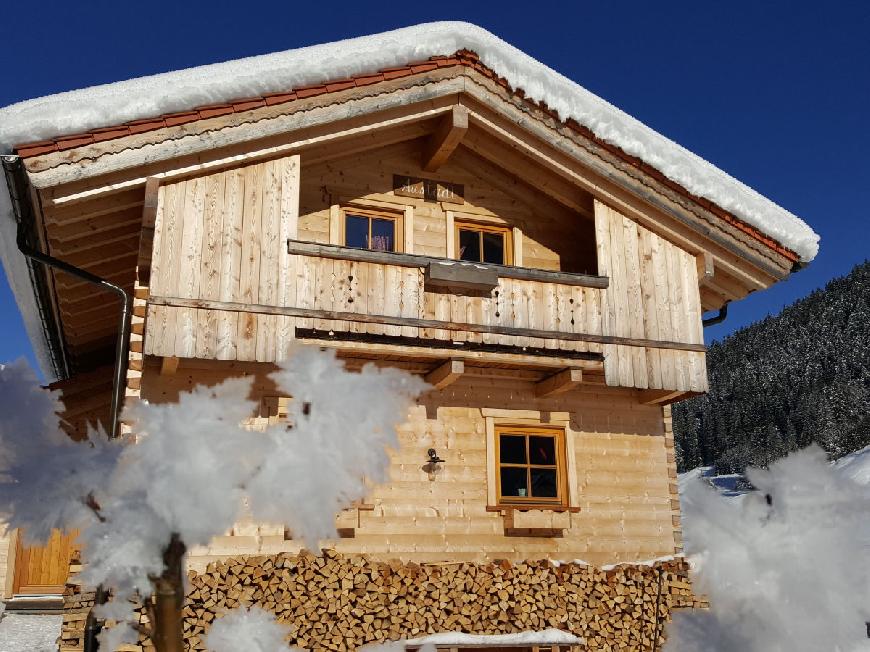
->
(2, 47), (810, 378)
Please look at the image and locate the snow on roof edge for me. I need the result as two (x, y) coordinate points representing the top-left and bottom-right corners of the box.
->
(0, 21), (818, 262)
(0, 188), (57, 380)
(0, 22), (820, 377)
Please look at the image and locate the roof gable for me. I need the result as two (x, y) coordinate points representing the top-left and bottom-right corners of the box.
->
(0, 21), (818, 262)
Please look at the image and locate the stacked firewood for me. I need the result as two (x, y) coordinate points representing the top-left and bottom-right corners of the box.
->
(62, 551), (702, 651)
(58, 553), (90, 652)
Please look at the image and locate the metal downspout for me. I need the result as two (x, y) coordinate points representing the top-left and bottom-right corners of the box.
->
(702, 302), (728, 329)
(2, 155), (132, 440)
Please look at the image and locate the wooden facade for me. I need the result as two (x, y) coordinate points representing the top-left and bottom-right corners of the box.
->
(4, 46), (802, 642)
(143, 149), (707, 393)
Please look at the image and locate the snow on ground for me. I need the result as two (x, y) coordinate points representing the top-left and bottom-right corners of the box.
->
(0, 614), (61, 652)
(834, 444), (870, 485)
(405, 629), (584, 647)
(672, 446), (870, 651)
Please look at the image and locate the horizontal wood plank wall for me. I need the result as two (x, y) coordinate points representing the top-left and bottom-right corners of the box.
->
(148, 154), (300, 361)
(141, 361), (675, 571)
(595, 200), (708, 392)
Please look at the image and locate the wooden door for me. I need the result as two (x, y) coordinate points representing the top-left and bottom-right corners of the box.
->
(12, 529), (77, 595)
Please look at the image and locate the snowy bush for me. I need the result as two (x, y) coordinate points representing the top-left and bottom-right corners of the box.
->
(0, 347), (426, 650)
(667, 445), (870, 652)
(204, 606), (297, 652)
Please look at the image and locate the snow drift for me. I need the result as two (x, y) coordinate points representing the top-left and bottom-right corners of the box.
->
(668, 445), (870, 651)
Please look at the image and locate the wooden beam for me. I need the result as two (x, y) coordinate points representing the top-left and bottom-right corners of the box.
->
(149, 295), (708, 353)
(160, 356), (180, 376)
(286, 239), (609, 289)
(425, 261), (498, 292)
(422, 105), (468, 172)
(301, 336), (605, 373)
(535, 368), (583, 398)
(696, 251), (715, 286)
(137, 178), (160, 286)
(638, 389), (699, 405)
(425, 359), (465, 390)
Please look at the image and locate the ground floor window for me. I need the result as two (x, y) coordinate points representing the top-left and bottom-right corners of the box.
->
(495, 425), (567, 507)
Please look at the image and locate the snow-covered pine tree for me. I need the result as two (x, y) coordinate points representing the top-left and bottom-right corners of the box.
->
(674, 260), (870, 473)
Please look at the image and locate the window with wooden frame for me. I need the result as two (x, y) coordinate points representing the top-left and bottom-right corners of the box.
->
(342, 206), (403, 253)
(495, 425), (567, 507)
(455, 220), (511, 265)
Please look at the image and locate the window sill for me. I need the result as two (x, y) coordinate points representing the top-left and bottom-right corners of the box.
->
(488, 506), (579, 537)
(486, 505), (581, 513)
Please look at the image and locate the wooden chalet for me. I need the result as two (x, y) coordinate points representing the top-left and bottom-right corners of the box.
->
(0, 22), (816, 650)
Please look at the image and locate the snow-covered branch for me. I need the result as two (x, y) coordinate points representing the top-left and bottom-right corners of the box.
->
(667, 445), (870, 652)
(0, 347), (426, 649)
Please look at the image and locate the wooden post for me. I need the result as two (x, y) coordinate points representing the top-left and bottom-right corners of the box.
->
(152, 533), (186, 652)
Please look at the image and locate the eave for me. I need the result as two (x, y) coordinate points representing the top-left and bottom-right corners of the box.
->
(14, 62), (797, 374)
(15, 52), (800, 268)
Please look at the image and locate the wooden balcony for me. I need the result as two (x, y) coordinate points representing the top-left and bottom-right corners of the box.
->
(145, 239), (706, 392)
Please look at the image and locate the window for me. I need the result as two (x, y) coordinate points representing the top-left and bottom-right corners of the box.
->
(455, 221), (511, 265)
(342, 207), (402, 252)
(495, 425), (566, 506)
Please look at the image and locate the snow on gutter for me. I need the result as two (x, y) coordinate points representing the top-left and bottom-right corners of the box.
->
(0, 21), (820, 377)
(0, 167), (57, 380)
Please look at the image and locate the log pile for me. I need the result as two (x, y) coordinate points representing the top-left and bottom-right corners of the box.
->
(61, 551), (704, 651)
(58, 553), (90, 652)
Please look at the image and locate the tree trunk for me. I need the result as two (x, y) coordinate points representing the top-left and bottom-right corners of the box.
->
(152, 533), (186, 652)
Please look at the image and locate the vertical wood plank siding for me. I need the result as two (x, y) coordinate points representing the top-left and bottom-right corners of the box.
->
(594, 200), (708, 392)
(146, 157), (706, 392)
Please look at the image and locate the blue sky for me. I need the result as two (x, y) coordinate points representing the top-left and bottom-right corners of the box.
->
(1, 0), (867, 372)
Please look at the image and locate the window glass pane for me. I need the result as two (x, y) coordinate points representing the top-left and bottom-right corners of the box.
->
(482, 231), (505, 264)
(458, 229), (481, 261)
(529, 436), (556, 465)
(370, 218), (395, 252)
(530, 468), (558, 498)
(499, 435), (527, 464)
(500, 467), (528, 498)
(345, 215), (369, 249)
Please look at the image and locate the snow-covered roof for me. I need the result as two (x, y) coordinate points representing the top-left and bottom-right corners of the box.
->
(0, 21), (820, 378)
(405, 628), (584, 648)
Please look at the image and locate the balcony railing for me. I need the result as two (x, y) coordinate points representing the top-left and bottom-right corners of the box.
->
(146, 240), (707, 392)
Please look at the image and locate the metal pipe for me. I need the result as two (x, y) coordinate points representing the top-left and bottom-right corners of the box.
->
(83, 585), (109, 652)
(3, 155), (131, 438)
(702, 301), (729, 329)
(153, 534), (186, 652)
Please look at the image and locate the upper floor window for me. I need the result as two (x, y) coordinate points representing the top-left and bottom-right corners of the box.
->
(343, 207), (402, 252)
(456, 221), (511, 265)
(496, 425), (566, 506)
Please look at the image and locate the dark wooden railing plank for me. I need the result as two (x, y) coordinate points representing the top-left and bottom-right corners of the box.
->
(286, 239), (609, 289)
(149, 296), (706, 353)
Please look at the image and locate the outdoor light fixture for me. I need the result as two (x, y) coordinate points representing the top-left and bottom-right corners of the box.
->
(427, 448), (445, 464)
(423, 448), (445, 480)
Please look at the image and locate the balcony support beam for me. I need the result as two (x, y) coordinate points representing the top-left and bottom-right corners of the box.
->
(535, 368), (583, 398)
(422, 105), (468, 172)
(425, 359), (465, 390)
